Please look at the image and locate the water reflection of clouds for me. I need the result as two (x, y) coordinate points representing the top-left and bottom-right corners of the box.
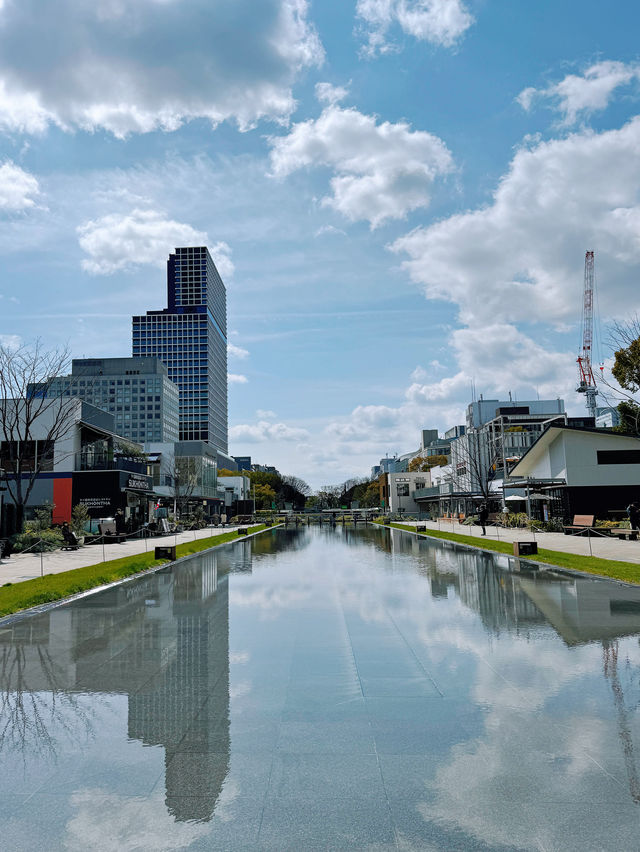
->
(230, 583), (313, 617)
(66, 788), (211, 851)
(2, 525), (640, 849)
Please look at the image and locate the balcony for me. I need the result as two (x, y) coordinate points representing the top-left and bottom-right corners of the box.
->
(412, 486), (442, 500)
(75, 453), (147, 475)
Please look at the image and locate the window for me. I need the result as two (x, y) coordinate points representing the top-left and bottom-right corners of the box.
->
(597, 450), (640, 465)
(396, 483), (409, 497)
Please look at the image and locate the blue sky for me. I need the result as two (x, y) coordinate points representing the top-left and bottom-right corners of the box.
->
(1, 0), (640, 488)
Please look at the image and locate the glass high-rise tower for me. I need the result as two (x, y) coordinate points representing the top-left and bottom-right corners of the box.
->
(132, 246), (228, 451)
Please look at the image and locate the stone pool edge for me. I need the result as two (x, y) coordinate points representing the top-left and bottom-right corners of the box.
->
(0, 525), (282, 627)
(379, 521), (640, 588)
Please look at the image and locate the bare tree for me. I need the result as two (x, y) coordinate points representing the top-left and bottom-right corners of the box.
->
(0, 340), (76, 533)
(449, 431), (500, 501)
(171, 456), (198, 517)
(280, 474), (311, 497)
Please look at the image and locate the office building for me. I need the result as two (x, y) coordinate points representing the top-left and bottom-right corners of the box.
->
(47, 357), (179, 444)
(132, 246), (228, 451)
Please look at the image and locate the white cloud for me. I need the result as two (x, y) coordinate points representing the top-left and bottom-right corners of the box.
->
(77, 209), (208, 274)
(406, 324), (575, 405)
(66, 788), (210, 851)
(228, 373), (248, 384)
(230, 419), (310, 442)
(0, 0), (323, 138)
(256, 409), (277, 419)
(314, 81), (350, 105)
(314, 224), (347, 237)
(393, 116), (640, 328)
(356, 0), (474, 56)
(0, 333), (22, 350)
(326, 404), (405, 441)
(518, 60), (640, 125)
(210, 240), (235, 279)
(227, 342), (250, 359)
(384, 118), (640, 433)
(269, 105), (454, 227)
(0, 160), (40, 211)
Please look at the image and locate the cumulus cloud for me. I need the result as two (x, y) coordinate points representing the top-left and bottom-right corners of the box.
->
(326, 404), (405, 441)
(0, 0), (323, 138)
(382, 118), (640, 429)
(393, 116), (640, 328)
(228, 373), (248, 384)
(314, 81), (350, 105)
(518, 60), (640, 125)
(227, 342), (250, 359)
(210, 240), (235, 279)
(230, 419), (310, 442)
(269, 105), (453, 227)
(356, 0), (474, 56)
(407, 324), (575, 405)
(77, 209), (208, 274)
(0, 160), (40, 211)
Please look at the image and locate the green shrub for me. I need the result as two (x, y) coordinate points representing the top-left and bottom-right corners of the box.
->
(12, 529), (64, 553)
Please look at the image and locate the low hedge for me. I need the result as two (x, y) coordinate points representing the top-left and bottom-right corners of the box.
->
(0, 525), (269, 618)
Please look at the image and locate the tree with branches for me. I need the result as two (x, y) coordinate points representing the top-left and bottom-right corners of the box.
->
(449, 431), (500, 501)
(408, 453), (449, 472)
(0, 340), (77, 533)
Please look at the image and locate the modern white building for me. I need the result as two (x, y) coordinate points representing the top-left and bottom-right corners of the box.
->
(509, 425), (640, 519)
(383, 471), (432, 513)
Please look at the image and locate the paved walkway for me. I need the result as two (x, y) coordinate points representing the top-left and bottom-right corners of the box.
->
(4, 521), (639, 587)
(399, 518), (640, 564)
(0, 525), (246, 585)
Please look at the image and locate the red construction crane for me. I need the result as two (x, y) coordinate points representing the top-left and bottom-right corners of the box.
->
(576, 250), (599, 418)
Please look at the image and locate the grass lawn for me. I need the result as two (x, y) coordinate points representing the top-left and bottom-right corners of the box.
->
(0, 525), (270, 618)
(379, 522), (640, 585)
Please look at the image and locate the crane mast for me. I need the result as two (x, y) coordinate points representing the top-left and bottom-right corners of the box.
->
(576, 250), (598, 418)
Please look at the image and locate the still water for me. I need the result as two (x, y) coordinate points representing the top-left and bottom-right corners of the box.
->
(1, 526), (640, 851)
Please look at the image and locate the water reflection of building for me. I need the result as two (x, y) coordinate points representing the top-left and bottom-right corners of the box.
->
(128, 554), (229, 822)
(0, 549), (230, 824)
(388, 530), (546, 636)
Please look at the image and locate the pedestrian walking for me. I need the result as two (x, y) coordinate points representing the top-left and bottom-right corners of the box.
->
(478, 502), (489, 536)
(627, 502), (640, 532)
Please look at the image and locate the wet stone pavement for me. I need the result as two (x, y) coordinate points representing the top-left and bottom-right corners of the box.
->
(1, 525), (640, 850)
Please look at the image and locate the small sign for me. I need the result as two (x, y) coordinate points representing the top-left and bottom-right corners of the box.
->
(126, 475), (150, 491)
(79, 496), (111, 509)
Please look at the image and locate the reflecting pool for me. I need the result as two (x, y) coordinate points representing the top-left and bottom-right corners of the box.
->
(1, 526), (640, 850)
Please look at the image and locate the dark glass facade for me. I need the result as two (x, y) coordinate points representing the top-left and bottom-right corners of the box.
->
(132, 246), (228, 451)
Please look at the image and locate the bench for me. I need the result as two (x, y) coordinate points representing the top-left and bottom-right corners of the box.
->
(99, 522), (126, 543)
(609, 528), (639, 541)
(563, 515), (598, 536)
